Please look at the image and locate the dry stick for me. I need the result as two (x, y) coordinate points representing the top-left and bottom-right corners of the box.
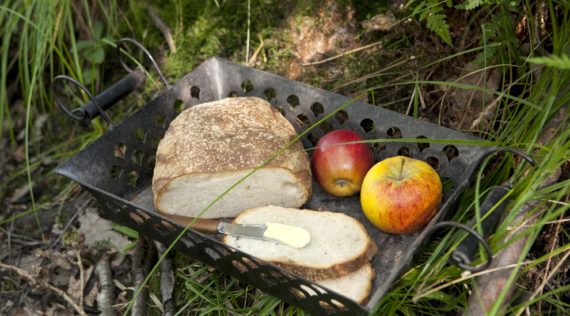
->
(76, 250), (85, 308)
(154, 241), (175, 316)
(96, 254), (114, 316)
(147, 6), (177, 54)
(132, 237), (147, 316)
(50, 196), (92, 249)
(0, 262), (87, 316)
(246, 35), (265, 67)
(332, 57), (410, 92)
(536, 212), (566, 315)
(302, 40), (383, 66)
(464, 108), (567, 316)
(132, 237), (156, 316)
(533, 201), (564, 314)
(519, 249), (570, 316)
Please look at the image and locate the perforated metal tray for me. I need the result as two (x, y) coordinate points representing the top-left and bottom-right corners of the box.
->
(54, 57), (497, 315)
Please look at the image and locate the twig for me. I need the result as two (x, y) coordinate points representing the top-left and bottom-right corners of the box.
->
(331, 56), (410, 92)
(132, 237), (156, 316)
(0, 262), (87, 316)
(302, 40), (383, 66)
(76, 250), (85, 308)
(246, 35), (265, 67)
(96, 254), (114, 316)
(148, 6), (177, 54)
(520, 250), (570, 316)
(154, 241), (175, 316)
(536, 211), (565, 314)
(49, 197), (91, 249)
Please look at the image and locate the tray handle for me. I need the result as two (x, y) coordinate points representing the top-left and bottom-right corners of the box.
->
(433, 148), (535, 273)
(448, 185), (509, 271)
(51, 38), (166, 128)
(429, 221), (494, 272)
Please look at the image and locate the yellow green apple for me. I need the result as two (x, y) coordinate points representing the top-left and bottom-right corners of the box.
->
(360, 156), (442, 234)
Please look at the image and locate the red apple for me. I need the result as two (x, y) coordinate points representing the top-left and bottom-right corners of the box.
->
(311, 129), (374, 197)
(360, 156), (442, 234)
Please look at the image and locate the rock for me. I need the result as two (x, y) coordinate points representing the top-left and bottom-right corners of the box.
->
(286, 0), (359, 79)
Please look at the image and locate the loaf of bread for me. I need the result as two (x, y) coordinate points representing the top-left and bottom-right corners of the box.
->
(223, 206), (377, 280)
(152, 97), (312, 219)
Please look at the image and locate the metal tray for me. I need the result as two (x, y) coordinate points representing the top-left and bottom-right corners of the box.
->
(53, 55), (497, 315)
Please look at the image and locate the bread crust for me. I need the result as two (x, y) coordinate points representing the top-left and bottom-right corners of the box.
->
(271, 238), (377, 280)
(152, 97), (311, 215)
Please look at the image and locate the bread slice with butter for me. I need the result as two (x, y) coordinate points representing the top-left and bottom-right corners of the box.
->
(223, 206), (377, 280)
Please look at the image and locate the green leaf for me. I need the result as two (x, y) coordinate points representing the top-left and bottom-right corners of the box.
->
(472, 45), (498, 66)
(85, 46), (105, 64)
(82, 68), (97, 84)
(112, 223), (139, 238)
(528, 54), (570, 70)
(456, 0), (484, 10)
(102, 36), (116, 46)
(427, 13), (453, 46)
(76, 39), (96, 51)
(412, 2), (427, 16)
(92, 20), (104, 40)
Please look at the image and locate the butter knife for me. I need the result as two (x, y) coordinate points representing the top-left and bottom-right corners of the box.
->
(162, 214), (311, 248)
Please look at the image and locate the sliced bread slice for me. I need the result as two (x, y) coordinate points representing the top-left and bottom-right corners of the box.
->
(223, 206), (377, 280)
(313, 263), (374, 304)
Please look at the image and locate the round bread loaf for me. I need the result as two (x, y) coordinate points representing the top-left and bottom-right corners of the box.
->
(152, 97), (312, 219)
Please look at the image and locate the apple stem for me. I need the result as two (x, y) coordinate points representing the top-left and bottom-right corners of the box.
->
(398, 157), (405, 180)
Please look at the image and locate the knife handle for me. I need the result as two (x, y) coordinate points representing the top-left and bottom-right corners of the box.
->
(161, 213), (219, 234)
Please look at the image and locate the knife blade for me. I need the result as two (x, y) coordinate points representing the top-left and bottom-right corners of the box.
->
(216, 222), (268, 240)
(217, 222), (311, 248)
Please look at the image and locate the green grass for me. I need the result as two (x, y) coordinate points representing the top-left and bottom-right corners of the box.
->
(1, 0), (569, 315)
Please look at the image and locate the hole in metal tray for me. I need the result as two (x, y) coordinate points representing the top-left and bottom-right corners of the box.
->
(416, 135), (429, 151)
(190, 86), (201, 99)
(397, 147), (412, 157)
(263, 87), (276, 100)
(443, 145), (459, 161)
(426, 156), (440, 169)
(109, 165), (123, 179)
(387, 127), (402, 138)
(114, 143), (127, 159)
(335, 110), (348, 125)
(296, 114), (310, 128)
(311, 102), (324, 117)
(241, 80), (254, 93)
(173, 99), (185, 113)
(360, 118), (375, 133)
(287, 95), (300, 108)
(320, 121), (334, 134)
(131, 150), (144, 165)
